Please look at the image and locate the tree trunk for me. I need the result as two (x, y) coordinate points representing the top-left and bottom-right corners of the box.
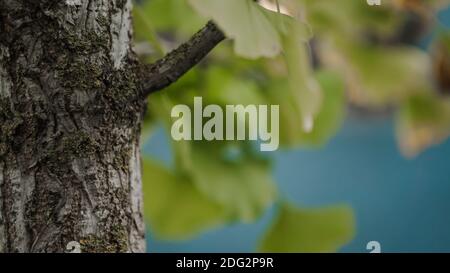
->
(0, 0), (146, 252)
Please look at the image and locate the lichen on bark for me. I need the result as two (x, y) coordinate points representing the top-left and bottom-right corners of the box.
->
(0, 0), (146, 252)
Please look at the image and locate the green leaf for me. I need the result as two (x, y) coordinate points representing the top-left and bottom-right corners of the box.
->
(396, 92), (450, 158)
(334, 43), (432, 107)
(266, 70), (344, 147)
(139, 0), (204, 35)
(283, 29), (323, 134)
(142, 158), (227, 240)
(189, 142), (277, 222)
(147, 69), (277, 223)
(298, 70), (346, 146)
(260, 204), (355, 253)
(260, 3), (312, 41)
(132, 6), (165, 56)
(204, 66), (267, 106)
(188, 0), (289, 58)
(146, 92), (277, 224)
(295, 0), (401, 39)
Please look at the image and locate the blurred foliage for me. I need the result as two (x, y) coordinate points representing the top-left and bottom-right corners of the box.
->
(396, 92), (450, 157)
(142, 158), (227, 239)
(134, 0), (450, 252)
(260, 204), (355, 253)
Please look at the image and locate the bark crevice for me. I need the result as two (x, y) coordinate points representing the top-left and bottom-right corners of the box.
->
(0, 0), (145, 253)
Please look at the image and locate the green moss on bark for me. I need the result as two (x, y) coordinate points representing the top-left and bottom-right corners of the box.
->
(80, 227), (129, 253)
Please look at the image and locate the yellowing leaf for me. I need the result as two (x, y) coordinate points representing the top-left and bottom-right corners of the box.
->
(396, 93), (450, 158)
(259, 204), (355, 253)
(432, 31), (450, 94)
(326, 43), (432, 107)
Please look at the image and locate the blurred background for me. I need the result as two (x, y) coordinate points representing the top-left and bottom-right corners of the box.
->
(134, 0), (450, 253)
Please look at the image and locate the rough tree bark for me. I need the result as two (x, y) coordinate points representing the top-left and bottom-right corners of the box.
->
(0, 0), (146, 253)
(0, 0), (224, 253)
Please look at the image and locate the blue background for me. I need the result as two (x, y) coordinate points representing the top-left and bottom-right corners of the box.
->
(143, 7), (450, 253)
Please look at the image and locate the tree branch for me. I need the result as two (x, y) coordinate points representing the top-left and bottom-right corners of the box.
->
(140, 21), (225, 97)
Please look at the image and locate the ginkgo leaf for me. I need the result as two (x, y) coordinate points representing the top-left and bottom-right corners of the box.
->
(260, 4), (312, 41)
(283, 26), (323, 133)
(148, 91), (277, 223)
(140, 0), (205, 35)
(204, 66), (267, 106)
(265, 69), (343, 147)
(295, 0), (401, 39)
(297, 70), (346, 146)
(259, 204), (355, 253)
(189, 142), (277, 222)
(347, 45), (431, 106)
(432, 31), (450, 93)
(396, 92), (450, 158)
(323, 42), (432, 107)
(142, 158), (227, 240)
(187, 0), (285, 59)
